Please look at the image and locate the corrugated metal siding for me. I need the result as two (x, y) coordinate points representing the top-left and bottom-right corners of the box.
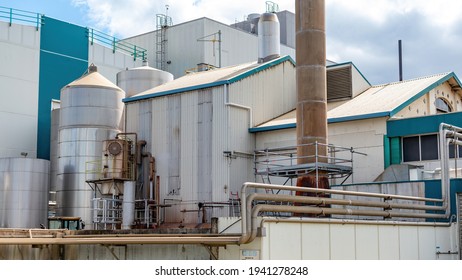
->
(327, 66), (352, 101)
(229, 61), (296, 126)
(211, 87), (231, 219)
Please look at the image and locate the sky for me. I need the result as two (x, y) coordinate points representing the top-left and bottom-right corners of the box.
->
(1, 0), (461, 85)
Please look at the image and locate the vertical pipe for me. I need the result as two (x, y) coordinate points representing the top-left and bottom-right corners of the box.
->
(122, 181), (136, 230)
(296, 0), (328, 163)
(218, 30), (222, 68)
(399, 40), (403, 81)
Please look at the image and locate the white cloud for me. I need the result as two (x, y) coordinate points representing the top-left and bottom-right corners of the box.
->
(72, 0), (295, 38)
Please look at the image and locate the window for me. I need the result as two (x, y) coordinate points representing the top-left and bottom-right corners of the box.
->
(403, 136), (420, 162)
(435, 98), (452, 114)
(402, 134), (439, 162)
(420, 134), (438, 160)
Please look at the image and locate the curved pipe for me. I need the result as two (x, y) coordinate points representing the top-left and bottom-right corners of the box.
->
(239, 182), (445, 244)
(246, 204), (447, 244)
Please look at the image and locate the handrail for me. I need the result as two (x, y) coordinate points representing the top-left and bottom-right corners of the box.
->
(0, 6), (43, 30)
(86, 28), (147, 61)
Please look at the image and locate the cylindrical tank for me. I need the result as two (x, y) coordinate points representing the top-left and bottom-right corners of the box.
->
(0, 158), (50, 228)
(56, 65), (125, 227)
(258, 12), (280, 63)
(116, 61), (173, 98)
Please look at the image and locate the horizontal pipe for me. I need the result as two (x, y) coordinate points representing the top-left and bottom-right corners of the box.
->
(239, 182), (444, 244)
(260, 217), (454, 227)
(251, 193), (444, 212)
(246, 204), (447, 243)
(0, 235), (241, 246)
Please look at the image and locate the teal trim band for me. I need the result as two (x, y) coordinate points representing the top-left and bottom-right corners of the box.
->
(390, 72), (456, 117)
(248, 111), (390, 133)
(249, 123), (296, 133)
(383, 135), (391, 169)
(390, 137), (401, 164)
(123, 81), (229, 102)
(227, 55), (295, 84)
(123, 55), (295, 103)
(387, 111), (462, 137)
(327, 111), (389, 123)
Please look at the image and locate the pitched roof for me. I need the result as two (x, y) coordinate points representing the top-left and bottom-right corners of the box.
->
(250, 72), (462, 132)
(123, 55), (295, 103)
(328, 72), (459, 123)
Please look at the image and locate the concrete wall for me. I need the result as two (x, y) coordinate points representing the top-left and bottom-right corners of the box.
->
(0, 21), (40, 158)
(88, 43), (142, 84)
(257, 219), (458, 260)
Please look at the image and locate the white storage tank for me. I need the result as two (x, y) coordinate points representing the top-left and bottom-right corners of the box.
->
(56, 65), (125, 227)
(117, 61), (174, 98)
(0, 157), (50, 228)
(258, 12), (280, 63)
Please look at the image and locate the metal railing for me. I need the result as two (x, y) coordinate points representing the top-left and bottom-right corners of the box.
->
(87, 28), (147, 61)
(254, 142), (366, 183)
(0, 6), (43, 30)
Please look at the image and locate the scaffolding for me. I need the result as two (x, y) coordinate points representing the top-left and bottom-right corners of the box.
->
(155, 13), (172, 71)
(254, 142), (367, 186)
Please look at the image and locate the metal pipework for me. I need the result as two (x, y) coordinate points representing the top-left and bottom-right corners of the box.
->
(246, 204), (447, 243)
(296, 0), (327, 163)
(238, 182), (446, 244)
(240, 192), (446, 244)
(438, 123), (462, 219)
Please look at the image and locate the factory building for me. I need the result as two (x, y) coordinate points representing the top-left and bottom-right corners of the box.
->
(0, 3), (462, 260)
(123, 16), (295, 79)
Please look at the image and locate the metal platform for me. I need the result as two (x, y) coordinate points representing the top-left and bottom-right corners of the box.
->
(254, 142), (366, 185)
(256, 162), (352, 178)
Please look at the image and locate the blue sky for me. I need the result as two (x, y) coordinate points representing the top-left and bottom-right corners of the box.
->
(0, 0), (89, 27)
(1, 0), (462, 86)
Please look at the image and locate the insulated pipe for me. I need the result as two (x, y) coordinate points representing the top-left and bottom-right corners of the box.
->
(246, 204), (447, 244)
(122, 181), (136, 229)
(438, 123), (462, 219)
(238, 182), (444, 244)
(296, 0), (328, 163)
(0, 236), (241, 246)
(240, 192), (445, 244)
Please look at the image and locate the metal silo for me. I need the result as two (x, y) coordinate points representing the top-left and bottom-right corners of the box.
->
(258, 12), (280, 63)
(116, 61), (173, 98)
(56, 65), (125, 227)
(0, 158), (50, 228)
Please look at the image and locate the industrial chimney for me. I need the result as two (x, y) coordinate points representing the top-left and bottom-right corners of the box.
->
(258, 12), (281, 63)
(296, 0), (329, 190)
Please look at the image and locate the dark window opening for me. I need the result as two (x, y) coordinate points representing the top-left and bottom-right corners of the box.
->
(403, 136), (420, 162)
(435, 98), (452, 114)
(420, 134), (438, 160)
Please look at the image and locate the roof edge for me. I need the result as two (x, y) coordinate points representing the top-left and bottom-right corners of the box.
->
(389, 72), (458, 117)
(249, 111), (390, 133)
(123, 55), (295, 103)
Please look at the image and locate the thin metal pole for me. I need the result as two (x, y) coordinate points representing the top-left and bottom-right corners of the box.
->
(218, 30), (222, 68)
(399, 40), (403, 81)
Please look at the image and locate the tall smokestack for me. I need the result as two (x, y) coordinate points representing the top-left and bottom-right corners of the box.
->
(296, 0), (327, 164)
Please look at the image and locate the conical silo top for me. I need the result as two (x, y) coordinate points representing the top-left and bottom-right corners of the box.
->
(64, 64), (122, 90)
